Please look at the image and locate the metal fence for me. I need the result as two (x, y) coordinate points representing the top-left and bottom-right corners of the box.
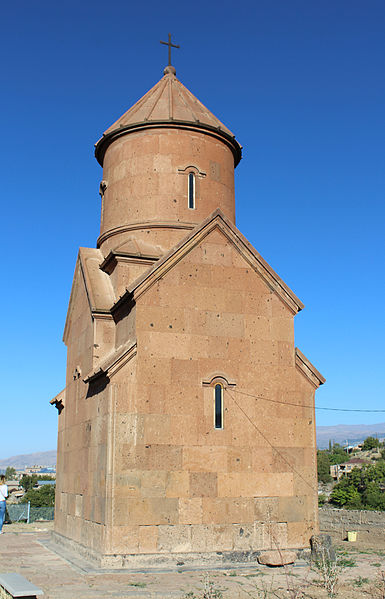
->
(6, 503), (54, 523)
(6, 504), (30, 522)
(29, 507), (54, 522)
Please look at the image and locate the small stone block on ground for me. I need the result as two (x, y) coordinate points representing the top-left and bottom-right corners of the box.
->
(258, 550), (297, 566)
(0, 573), (44, 598)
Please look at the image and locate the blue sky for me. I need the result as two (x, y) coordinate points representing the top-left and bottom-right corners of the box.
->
(1, 0), (384, 456)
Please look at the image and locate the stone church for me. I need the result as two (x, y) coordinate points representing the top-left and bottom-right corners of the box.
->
(51, 60), (325, 568)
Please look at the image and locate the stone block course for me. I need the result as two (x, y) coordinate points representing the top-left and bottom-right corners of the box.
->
(217, 472), (294, 498)
(179, 498), (203, 524)
(138, 525), (158, 553)
(54, 65), (323, 565)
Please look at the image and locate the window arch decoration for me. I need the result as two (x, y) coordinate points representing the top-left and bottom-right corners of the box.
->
(202, 374), (236, 430)
(177, 165), (206, 211)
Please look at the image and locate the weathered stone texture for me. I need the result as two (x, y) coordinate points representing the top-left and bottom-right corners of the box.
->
(258, 550), (297, 566)
(53, 65), (324, 566)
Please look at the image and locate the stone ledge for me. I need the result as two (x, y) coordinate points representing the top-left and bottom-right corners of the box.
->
(0, 573), (43, 598)
(48, 532), (304, 572)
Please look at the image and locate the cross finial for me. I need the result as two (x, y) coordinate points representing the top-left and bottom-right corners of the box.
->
(160, 33), (180, 67)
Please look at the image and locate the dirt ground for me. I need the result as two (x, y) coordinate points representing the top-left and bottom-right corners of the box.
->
(0, 521), (384, 598)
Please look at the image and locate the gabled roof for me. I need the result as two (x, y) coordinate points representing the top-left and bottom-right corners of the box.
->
(295, 347), (326, 388)
(112, 209), (304, 315)
(63, 248), (115, 344)
(94, 66), (242, 167)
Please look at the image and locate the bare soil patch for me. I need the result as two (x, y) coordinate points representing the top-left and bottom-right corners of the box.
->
(0, 523), (384, 598)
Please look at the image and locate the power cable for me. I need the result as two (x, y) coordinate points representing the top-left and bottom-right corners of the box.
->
(229, 387), (385, 413)
(224, 387), (319, 495)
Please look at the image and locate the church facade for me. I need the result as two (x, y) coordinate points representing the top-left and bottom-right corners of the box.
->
(52, 63), (325, 568)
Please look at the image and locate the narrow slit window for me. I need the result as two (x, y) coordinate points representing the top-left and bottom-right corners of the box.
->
(214, 384), (223, 429)
(188, 172), (195, 209)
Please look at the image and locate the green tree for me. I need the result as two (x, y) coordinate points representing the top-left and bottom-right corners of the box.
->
(20, 474), (38, 492)
(363, 482), (385, 510)
(317, 450), (332, 483)
(5, 467), (16, 479)
(20, 485), (55, 507)
(330, 460), (385, 510)
(362, 436), (380, 451)
(328, 443), (348, 465)
(330, 480), (362, 508)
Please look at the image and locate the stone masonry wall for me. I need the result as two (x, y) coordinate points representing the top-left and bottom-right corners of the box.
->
(319, 507), (385, 543)
(107, 227), (319, 557)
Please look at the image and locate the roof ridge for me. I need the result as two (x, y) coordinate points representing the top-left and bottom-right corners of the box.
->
(145, 76), (168, 121)
(168, 76), (173, 120)
(175, 78), (199, 122)
(104, 81), (161, 133)
(176, 78), (230, 131)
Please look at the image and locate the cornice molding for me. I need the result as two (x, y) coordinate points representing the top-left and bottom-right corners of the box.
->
(100, 251), (157, 274)
(295, 347), (325, 389)
(95, 120), (242, 168)
(84, 341), (137, 383)
(97, 220), (195, 248)
(50, 388), (66, 414)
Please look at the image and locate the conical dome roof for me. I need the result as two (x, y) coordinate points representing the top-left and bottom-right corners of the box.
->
(95, 66), (242, 166)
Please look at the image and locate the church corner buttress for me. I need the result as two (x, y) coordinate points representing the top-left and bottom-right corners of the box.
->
(51, 62), (325, 568)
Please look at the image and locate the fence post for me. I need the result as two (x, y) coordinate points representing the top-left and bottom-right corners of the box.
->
(27, 502), (30, 524)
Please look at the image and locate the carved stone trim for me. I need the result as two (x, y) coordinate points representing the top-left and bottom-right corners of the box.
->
(100, 251), (157, 274)
(202, 374), (236, 388)
(84, 342), (137, 383)
(178, 165), (206, 178)
(99, 180), (107, 197)
(95, 120), (242, 168)
(73, 366), (82, 380)
(295, 347), (325, 388)
(50, 389), (66, 414)
(97, 221), (195, 248)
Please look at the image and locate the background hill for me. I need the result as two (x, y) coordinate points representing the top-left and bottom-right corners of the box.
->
(316, 422), (385, 449)
(0, 450), (57, 469)
(1, 424), (385, 466)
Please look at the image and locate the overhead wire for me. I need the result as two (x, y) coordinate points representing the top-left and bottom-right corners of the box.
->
(228, 387), (385, 413)
(224, 387), (319, 495)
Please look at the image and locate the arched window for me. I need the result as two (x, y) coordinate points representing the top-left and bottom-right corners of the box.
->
(188, 172), (195, 209)
(214, 383), (223, 429)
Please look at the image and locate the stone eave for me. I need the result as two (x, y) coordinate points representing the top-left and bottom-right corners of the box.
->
(295, 347), (326, 388)
(100, 250), (159, 273)
(94, 120), (242, 168)
(63, 248), (115, 345)
(50, 388), (66, 413)
(63, 256), (81, 344)
(84, 341), (137, 383)
(111, 209), (304, 315)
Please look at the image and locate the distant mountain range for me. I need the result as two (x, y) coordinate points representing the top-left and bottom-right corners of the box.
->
(316, 422), (385, 449)
(1, 424), (385, 466)
(0, 450), (57, 469)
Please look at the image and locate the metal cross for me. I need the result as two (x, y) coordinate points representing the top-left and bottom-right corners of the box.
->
(160, 33), (180, 66)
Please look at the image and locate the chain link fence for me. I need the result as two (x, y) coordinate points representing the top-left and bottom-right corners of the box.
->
(6, 503), (54, 523)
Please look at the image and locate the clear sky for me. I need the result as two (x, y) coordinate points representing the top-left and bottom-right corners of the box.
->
(1, 0), (384, 457)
